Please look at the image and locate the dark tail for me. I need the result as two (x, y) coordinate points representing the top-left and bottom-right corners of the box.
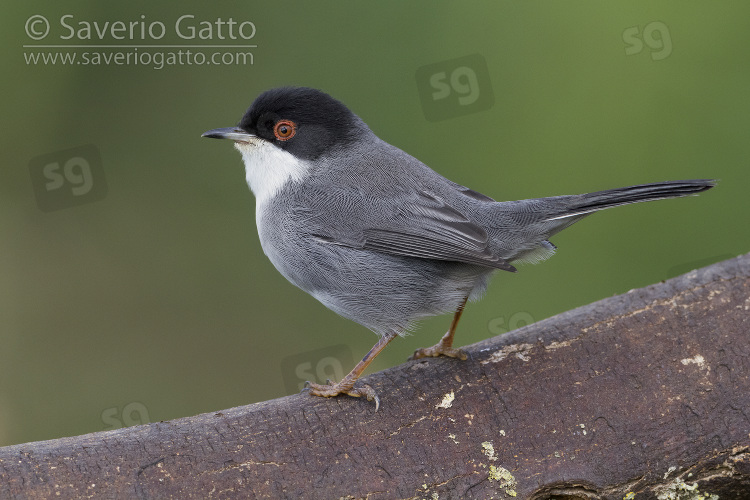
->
(544, 179), (716, 221)
(492, 179), (715, 265)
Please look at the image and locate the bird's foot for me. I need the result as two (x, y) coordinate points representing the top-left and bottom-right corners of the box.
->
(304, 380), (380, 411)
(409, 334), (468, 361)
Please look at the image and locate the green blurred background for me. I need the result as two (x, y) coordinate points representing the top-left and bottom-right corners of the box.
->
(2, 2), (747, 446)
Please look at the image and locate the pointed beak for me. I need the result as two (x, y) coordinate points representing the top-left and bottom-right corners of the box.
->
(201, 127), (256, 143)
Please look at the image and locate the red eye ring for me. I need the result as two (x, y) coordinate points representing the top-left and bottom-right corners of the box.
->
(273, 120), (297, 141)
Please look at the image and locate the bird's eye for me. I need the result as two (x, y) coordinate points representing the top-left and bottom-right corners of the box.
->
(273, 120), (297, 141)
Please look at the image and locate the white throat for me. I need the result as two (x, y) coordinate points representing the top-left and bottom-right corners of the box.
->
(234, 139), (310, 205)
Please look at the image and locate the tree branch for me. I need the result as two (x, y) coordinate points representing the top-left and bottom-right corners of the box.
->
(2, 253), (749, 499)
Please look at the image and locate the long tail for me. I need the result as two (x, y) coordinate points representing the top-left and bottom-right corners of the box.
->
(497, 179), (716, 264)
(544, 179), (716, 221)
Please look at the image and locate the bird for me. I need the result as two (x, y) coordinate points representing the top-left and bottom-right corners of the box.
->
(202, 86), (714, 409)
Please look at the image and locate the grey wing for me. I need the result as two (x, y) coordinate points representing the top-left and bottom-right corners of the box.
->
(314, 190), (517, 273)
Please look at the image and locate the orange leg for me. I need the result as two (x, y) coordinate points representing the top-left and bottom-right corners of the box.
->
(306, 332), (398, 410)
(410, 296), (469, 361)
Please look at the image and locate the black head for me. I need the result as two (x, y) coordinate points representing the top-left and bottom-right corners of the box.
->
(206, 87), (370, 161)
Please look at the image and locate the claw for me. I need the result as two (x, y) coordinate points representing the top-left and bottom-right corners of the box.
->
(305, 380), (381, 411)
(409, 345), (468, 361)
(298, 333), (397, 410)
(357, 384), (380, 412)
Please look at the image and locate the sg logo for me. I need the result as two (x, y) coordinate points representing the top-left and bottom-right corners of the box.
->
(487, 312), (535, 336)
(29, 144), (107, 212)
(623, 21), (672, 61)
(416, 54), (494, 122)
(280, 344), (354, 394)
(101, 402), (150, 430)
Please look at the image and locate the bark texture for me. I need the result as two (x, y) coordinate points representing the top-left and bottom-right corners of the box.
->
(1, 253), (749, 499)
